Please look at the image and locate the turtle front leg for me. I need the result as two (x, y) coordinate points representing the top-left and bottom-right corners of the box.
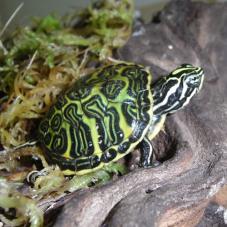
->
(139, 136), (153, 168)
(139, 136), (161, 168)
(139, 115), (166, 168)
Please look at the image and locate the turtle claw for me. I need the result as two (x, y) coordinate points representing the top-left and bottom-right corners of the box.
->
(139, 160), (161, 168)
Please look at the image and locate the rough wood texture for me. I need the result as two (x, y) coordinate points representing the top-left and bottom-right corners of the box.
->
(52, 1), (227, 226)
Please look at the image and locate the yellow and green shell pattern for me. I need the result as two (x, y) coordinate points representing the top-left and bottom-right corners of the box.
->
(38, 63), (153, 175)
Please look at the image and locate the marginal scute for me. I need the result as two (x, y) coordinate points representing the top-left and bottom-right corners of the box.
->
(38, 63), (153, 174)
(90, 155), (100, 168)
(43, 132), (51, 146)
(101, 148), (117, 163)
(38, 119), (49, 135)
(118, 141), (130, 154)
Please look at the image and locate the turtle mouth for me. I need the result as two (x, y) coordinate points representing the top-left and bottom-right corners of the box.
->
(196, 68), (205, 92)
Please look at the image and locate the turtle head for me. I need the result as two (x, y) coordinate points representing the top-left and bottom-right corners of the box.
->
(153, 64), (204, 116)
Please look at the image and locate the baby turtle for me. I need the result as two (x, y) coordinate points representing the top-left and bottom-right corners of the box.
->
(38, 62), (204, 175)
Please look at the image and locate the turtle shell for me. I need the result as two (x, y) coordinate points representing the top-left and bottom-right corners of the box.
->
(38, 63), (153, 175)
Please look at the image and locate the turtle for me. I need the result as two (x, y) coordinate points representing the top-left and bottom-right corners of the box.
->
(37, 62), (204, 176)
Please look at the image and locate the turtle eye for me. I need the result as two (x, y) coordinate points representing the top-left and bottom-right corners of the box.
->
(185, 74), (200, 87)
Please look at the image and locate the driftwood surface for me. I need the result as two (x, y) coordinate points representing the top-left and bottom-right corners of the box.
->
(51, 1), (227, 226)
